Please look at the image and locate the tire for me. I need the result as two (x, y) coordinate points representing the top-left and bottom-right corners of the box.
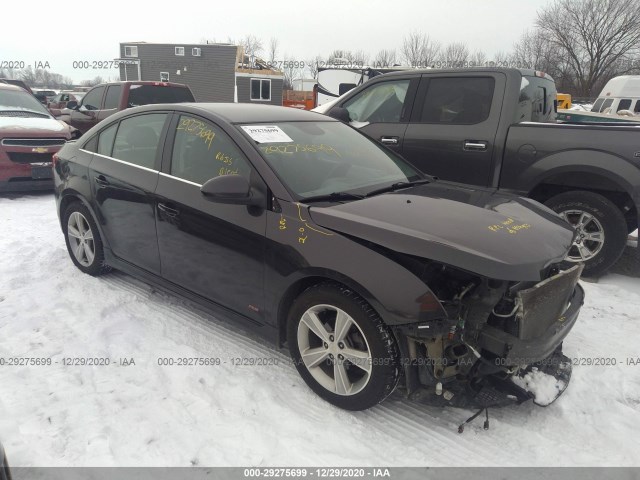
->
(544, 191), (627, 277)
(287, 283), (400, 411)
(63, 202), (111, 276)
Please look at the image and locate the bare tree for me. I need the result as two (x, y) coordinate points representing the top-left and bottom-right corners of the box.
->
(282, 55), (303, 90)
(268, 37), (279, 64)
(306, 56), (323, 79)
(373, 49), (397, 68)
(440, 42), (469, 66)
(19, 66), (37, 85)
(401, 32), (440, 67)
(239, 34), (264, 67)
(537, 0), (640, 96)
(469, 50), (487, 67)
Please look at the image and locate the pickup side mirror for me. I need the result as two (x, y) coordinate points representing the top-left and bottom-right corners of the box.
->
(327, 106), (351, 123)
(200, 174), (257, 205)
(66, 100), (78, 109)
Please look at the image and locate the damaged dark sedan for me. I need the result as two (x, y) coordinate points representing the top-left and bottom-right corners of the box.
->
(53, 104), (584, 416)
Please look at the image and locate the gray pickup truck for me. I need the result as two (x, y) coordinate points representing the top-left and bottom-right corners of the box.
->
(317, 68), (640, 277)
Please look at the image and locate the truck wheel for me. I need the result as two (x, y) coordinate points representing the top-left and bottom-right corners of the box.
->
(287, 283), (400, 411)
(544, 191), (627, 277)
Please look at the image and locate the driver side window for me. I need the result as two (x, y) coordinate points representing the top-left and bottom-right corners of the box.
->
(81, 86), (105, 111)
(343, 80), (410, 124)
(171, 115), (251, 185)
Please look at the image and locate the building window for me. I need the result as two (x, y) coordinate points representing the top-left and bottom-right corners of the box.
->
(250, 78), (271, 101)
(124, 46), (138, 57)
(160, 72), (169, 82)
(192, 47), (201, 57)
(175, 46), (185, 56)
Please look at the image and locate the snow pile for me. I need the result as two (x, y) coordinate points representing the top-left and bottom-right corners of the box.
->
(569, 103), (593, 111)
(1, 194), (640, 467)
(512, 368), (566, 406)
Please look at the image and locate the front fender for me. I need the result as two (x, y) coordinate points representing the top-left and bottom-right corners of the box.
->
(265, 201), (446, 329)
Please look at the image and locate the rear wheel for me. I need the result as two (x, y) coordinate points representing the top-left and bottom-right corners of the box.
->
(544, 191), (627, 277)
(63, 202), (111, 276)
(287, 283), (399, 411)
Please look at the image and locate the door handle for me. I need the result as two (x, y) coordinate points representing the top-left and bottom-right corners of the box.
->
(158, 203), (179, 217)
(464, 140), (488, 151)
(380, 136), (399, 145)
(94, 175), (110, 187)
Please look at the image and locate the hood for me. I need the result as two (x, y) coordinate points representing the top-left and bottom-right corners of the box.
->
(0, 116), (71, 137)
(307, 183), (576, 281)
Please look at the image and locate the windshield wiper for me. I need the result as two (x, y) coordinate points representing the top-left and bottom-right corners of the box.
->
(365, 178), (434, 198)
(302, 192), (365, 203)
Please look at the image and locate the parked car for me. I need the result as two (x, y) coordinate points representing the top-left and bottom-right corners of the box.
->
(0, 83), (75, 192)
(54, 103), (583, 412)
(315, 67), (640, 277)
(0, 78), (32, 94)
(48, 92), (85, 110)
(33, 89), (56, 104)
(0, 442), (11, 480)
(64, 81), (195, 135)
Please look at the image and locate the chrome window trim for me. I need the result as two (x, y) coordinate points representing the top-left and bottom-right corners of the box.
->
(79, 149), (159, 173)
(159, 172), (202, 187)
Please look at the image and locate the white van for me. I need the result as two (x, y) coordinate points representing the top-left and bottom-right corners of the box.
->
(591, 75), (640, 115)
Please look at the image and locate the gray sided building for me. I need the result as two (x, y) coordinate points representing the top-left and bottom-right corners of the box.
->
(117, 42), (283, 105)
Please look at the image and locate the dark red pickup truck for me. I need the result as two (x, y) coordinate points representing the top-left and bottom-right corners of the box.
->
(58, 81), (195, 135)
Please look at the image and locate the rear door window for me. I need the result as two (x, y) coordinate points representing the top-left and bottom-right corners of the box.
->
(420, 77), (495, 124)
(103, 85), (122, 110)
(97, 123), (118, 157)
(111, 113), (168, 169)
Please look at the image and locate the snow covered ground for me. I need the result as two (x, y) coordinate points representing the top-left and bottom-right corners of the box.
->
(1, 194), (640, 467)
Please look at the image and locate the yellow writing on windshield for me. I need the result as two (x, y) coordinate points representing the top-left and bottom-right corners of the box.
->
(260, 144), (340, 157)
(177, 118), (215, 149)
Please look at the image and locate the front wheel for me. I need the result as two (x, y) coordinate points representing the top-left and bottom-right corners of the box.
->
(544, 191), (628, 277)
(287, 283), (400, 411)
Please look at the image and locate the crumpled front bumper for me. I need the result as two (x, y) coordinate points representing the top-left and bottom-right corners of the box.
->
(477, 265), (584, 367)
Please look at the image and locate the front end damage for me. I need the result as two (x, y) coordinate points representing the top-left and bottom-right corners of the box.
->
(391, 261), (584, 411)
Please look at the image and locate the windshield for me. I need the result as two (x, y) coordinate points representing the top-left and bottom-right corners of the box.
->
(0, 89), (51, 116)
(242, 121), (421, 200)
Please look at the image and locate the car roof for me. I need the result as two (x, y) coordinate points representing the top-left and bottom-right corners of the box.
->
(130, 102), (337, 124)
(0, 83), (27, 92)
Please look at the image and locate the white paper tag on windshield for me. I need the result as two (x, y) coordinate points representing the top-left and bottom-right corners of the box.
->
(241, 125), (293, 143)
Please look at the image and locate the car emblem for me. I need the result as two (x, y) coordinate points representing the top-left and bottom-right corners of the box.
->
(32, 147), (49, 153)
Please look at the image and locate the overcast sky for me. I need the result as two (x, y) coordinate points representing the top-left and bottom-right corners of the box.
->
(3, 0), (554, 83)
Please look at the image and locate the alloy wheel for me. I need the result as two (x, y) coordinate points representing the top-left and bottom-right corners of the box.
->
(67, 211), (96, 267)
(297, 304), (372, 396)
(559, 209), (606, 262)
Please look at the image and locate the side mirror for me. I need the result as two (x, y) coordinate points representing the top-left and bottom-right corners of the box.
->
(327, 106), (351, 123)
(200, 175), (257, 205)
(66, 100), (78, 109)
